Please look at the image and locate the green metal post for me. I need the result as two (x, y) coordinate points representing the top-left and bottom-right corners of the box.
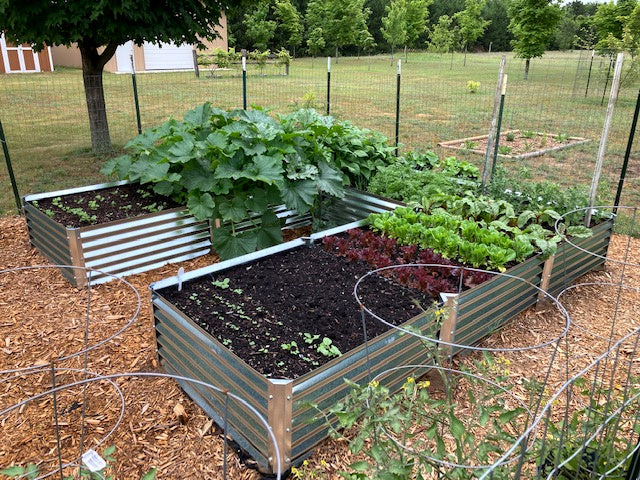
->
(585, 50), (595, 97)
(0, 119), (21, 213)
(130, 55), (142, 135)
(491, 74), (508, 180)
(613, 87), (640, 213)
(395, 59), (401, 156)
(326, 57), (331, 115)
(626, 439), (640, 480)
(242, 57), (247, 110)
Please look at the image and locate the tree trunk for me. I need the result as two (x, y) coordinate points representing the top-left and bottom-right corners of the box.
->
(463, 44), (467, 67)
(524, 58), (530, 80)
(78, 40), (118, 153)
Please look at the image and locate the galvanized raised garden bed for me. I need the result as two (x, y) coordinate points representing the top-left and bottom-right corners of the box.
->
(23, 181), (394, 287)
(150, 216), (614, 474)
(23, 180), (211, 286)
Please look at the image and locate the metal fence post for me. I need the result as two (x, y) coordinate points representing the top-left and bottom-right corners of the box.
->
(482, 55), (507, 192)
(395, 59), (401, 156)
(326, 57), (331, 116)
(585, 50), (595, 97)
(242, 56), (247, 110)
(0, 119), (21, 213)
(490, 74), (508, 179)
(130, 55), (142, 135)
(613, 87), (640, 213)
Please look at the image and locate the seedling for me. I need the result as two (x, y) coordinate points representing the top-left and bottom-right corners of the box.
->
(463, 140), (478, 150)
(281, 341), (300, 355)
(505, 132), (515, 142)
(521, 130), (535, 139)
(303, 333), (320, 344)
(212, 278), (230, 289)
(498, 145), (512, 155)
(316, 337), (342, 358)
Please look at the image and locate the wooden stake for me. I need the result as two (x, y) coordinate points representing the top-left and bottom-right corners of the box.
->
(586, 52), (624, 226)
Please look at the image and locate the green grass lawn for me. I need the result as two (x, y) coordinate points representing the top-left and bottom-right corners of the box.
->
(0, 51), (638, 221)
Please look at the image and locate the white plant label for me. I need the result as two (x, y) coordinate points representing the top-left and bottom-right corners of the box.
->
(82, 449), (107, 472)
(177, 267), (185, 292)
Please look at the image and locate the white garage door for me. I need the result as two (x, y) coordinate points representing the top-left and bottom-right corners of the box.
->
(143, 42), (193, 70)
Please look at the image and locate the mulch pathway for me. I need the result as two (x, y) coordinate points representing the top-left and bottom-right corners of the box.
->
(1, 215), (638, 479)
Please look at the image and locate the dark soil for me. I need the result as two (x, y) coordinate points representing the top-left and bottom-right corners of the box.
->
(159, 244), (434, 379)
(32, 183), (181, 228)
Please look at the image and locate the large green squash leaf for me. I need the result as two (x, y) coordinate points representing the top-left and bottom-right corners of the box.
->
(187, 192), (215, 221)
(212, 227), (258, 260)
(279, 179), (317, 214)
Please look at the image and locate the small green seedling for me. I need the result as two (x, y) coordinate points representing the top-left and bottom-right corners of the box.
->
(281, 341), (300, 355)
(212, 278), (230, 289)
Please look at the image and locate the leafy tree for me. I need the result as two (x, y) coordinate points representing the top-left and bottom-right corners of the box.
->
(307, 27), (326, 56)
(244, 1), (277, 51)
(328, 0), (372, 58)
(305, 0), (329, 54)
(480, 0), (512, 51)
(428, 0), (466, 26)
(428, 15), (459, 54)
(0, 0), (230, 153)
(274, 0), (304, 55)
(405, 0), (433, 48)
(305, 0), (371, 58)
(508, 0), (562, 79)
(356, 29), (377, 57)
(622, 3), (640, 57)
(381, 0), (408, 58)
(454, 0), (490, 63)
(592, 0), (637, 57)
(365, 0), (390, 52)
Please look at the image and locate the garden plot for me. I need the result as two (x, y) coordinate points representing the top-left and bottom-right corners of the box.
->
(438, 129), (590, 159)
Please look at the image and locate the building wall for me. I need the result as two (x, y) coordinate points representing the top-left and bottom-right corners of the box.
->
(50, 12), (227, 73)
(1, 34), (53, 73)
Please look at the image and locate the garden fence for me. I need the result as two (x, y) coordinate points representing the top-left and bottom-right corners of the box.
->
(0, 51), (639, 215)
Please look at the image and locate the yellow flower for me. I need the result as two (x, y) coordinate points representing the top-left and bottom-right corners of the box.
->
(369, 380), (380, 388)
(407, 377), (415, 383)
(417, 380), (431, 389)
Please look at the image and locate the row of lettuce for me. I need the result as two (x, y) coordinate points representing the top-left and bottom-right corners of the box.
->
(102, 103), (594, 270)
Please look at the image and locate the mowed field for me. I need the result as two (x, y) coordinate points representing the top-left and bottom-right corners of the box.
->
(0, 50), (638, 220)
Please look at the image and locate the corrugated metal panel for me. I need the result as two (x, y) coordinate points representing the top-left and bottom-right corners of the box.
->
(547, 219), (613, 295)
(291, 310), (438, 460)
(153, 296), (271, 467)
(79, 208), (211, 284)
(22, 203), (76, 283)
(452, 255), (545, 352)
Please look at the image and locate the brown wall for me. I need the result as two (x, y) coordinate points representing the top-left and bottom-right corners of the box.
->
(1, 38), (53, 73)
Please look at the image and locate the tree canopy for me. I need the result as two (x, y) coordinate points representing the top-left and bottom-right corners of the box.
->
(508, 0), (561, 79)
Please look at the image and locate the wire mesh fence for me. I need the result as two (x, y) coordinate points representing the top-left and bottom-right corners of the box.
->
(0, 51), (638, 215)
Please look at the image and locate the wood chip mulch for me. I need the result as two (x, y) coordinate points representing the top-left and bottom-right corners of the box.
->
(1, 215), (638, 479)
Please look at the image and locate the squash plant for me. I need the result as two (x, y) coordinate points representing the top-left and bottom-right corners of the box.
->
(101, 104), (394, 260)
